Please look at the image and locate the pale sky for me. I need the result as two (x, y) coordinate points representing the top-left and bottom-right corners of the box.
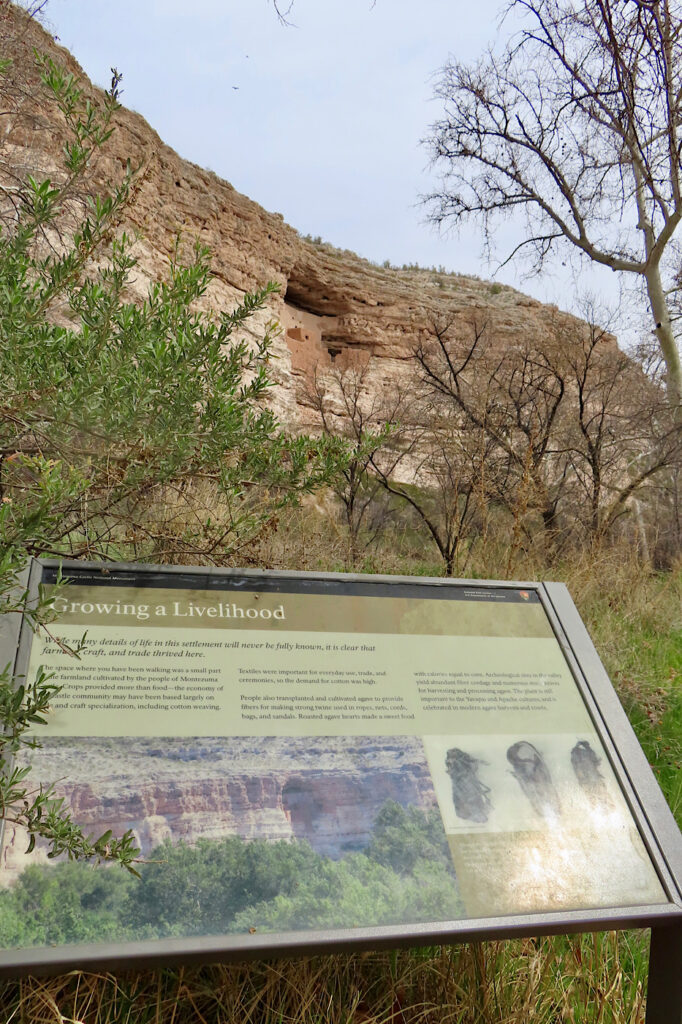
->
(45, 0), (632, 337)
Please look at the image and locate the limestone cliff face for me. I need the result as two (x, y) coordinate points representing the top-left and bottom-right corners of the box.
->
(0, 737), (437, 882)
(1, 6), (602, 437)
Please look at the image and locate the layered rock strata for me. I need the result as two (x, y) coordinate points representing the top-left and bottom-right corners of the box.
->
(0, 736), (437, 882)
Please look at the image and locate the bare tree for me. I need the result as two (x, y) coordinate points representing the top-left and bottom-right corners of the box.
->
(308, 356), (495, 575)
(425, 0), (682, 410)
(415, 310), (681, 558)
(414, 316), (572, 552)
(306, 362), (396, 567)
(549, 318), (682, 542)
(370, 413), (486, 576)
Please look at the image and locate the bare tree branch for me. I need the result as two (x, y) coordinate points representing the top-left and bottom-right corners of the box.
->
(424, 0), (682, 407)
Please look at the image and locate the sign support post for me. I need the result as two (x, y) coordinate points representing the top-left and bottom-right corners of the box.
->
(646, 923), (682, 1024)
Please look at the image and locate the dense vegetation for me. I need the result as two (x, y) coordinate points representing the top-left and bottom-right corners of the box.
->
(0, 802), (462, 947)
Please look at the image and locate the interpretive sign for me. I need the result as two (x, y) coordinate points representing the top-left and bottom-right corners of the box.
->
(0, 560), (681, 1020)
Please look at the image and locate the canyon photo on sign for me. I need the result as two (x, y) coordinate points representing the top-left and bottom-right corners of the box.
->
(0, 561), (680, 976)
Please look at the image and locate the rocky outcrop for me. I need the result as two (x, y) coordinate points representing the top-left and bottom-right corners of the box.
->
(0, 5), (607, 438)
(0, 736), (437, 882)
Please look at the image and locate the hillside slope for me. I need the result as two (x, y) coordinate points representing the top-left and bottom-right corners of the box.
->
(0, 4), (605, 434)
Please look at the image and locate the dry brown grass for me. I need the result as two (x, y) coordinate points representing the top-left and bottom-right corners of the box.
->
(0, 932), (650, 1024)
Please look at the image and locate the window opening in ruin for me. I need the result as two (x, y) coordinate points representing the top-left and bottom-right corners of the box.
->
(328, 346), (342, 362)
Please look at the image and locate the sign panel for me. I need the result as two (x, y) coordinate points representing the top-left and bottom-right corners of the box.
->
(0, 561), (680, 975)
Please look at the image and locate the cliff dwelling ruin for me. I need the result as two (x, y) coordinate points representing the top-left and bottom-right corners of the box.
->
(280, 301), (373, 376)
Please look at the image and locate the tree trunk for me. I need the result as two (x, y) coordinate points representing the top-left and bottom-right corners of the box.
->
(644, 262), (682, 413)
(590, 465), (601, 541)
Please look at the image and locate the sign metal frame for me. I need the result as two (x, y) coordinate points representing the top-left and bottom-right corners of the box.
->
(0, 559), (680, 1022)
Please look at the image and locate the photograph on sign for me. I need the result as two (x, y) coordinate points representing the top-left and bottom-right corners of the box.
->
(0, 566), (667, 955)
(424, 733), (661, 916)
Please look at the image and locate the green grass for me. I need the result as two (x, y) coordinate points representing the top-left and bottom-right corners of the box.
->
(568, 558), (682, 828)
